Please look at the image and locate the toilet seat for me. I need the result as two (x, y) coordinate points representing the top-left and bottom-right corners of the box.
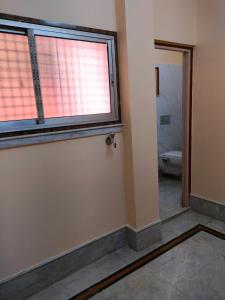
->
(159, 151), (182, 176)
(160, 151), (182, 160)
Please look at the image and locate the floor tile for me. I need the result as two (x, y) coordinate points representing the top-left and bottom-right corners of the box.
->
(91, 231), (225, 300)
(159, 175), (182, 220)
(206, 218), (225, 234)
(26, 210), (225, 300)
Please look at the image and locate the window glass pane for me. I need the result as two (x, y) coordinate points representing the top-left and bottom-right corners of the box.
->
(0, 32), (37, 121)
(36, 36), (111, 118)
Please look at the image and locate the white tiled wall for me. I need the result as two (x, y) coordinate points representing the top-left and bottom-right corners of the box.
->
(156, 64), (183, 161)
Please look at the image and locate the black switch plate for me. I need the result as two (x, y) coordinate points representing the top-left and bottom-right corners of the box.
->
(160, 115), (171, 125)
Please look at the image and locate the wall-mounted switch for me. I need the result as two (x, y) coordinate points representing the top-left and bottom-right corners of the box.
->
(160, 115), (171, 125)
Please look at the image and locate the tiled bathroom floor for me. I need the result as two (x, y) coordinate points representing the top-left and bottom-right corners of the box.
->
(159, 175), (185, 220)
(26, 210), (225, 300)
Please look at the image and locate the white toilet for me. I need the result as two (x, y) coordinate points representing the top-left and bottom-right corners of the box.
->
(159, 150), (182, 176)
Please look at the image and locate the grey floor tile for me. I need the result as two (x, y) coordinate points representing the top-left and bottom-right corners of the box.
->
(115, 241), (163, 266)
(57, 252), (126, 295)
(27, 286), (67, 300)
(206, 217), (225, 234)
(27, 210), (225, 300)
(27, 252), (126, 300)
(91, 230), (225, 300)
(91, 272), (184, 300)
(159, 175), (182, 220)
(162, 210), (211, 238)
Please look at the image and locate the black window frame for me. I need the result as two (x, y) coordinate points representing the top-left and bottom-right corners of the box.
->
(0, 13), (121, 139)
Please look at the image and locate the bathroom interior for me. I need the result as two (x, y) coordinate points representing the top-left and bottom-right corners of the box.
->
(155, 48), (184, 221)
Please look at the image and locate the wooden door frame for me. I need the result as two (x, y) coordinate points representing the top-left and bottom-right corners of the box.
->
(154, 40), (194, 207)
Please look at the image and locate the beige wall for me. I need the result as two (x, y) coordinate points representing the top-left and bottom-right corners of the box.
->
(0, 0), (126, 282)
(116, 0), (160, 229)
(0, 0), (203, 283)
(154, 0), (198, 45)
(155, 49), (183, 65)
(0, 0), (116, 31)
(0, 135), (126, 281)
(191, 0), (225, 204)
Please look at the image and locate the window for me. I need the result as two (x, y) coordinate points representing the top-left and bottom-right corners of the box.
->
(0, 32), (37, 121)
(36, 36), (111, 118)
(0, 15), (120, 139)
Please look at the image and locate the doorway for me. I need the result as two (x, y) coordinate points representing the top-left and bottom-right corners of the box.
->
(154, 40), (193, 221)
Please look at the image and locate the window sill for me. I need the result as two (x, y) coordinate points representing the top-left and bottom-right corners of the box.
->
(0, 124), (124, 150)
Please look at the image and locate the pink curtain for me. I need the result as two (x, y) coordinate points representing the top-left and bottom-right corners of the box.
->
(36, 36), (111, 118)
(0, 33), (37, 121)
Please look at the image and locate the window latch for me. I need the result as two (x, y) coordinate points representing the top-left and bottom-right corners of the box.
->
(111, 73), (114, 86)
(106, 133), (117, 148)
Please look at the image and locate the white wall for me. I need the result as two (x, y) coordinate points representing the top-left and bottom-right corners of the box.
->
(0, 0), (116, 31)
(154, 49), (183, 65)
(156, 63), (183, 159)
(0, 0), (126, 282)
(154, 0), (198, 45)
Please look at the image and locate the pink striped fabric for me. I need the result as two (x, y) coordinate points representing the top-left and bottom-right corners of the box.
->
(36, 36), (111, 118)
(0, 33), (37, 121)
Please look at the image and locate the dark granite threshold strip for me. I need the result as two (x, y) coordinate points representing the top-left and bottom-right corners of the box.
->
(70, 224), (225, 300)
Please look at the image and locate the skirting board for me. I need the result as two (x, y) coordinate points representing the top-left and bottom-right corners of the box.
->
(127, 221), (162, 251)
(0, 222), (161, 300)
(190, 195), (225, 221)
